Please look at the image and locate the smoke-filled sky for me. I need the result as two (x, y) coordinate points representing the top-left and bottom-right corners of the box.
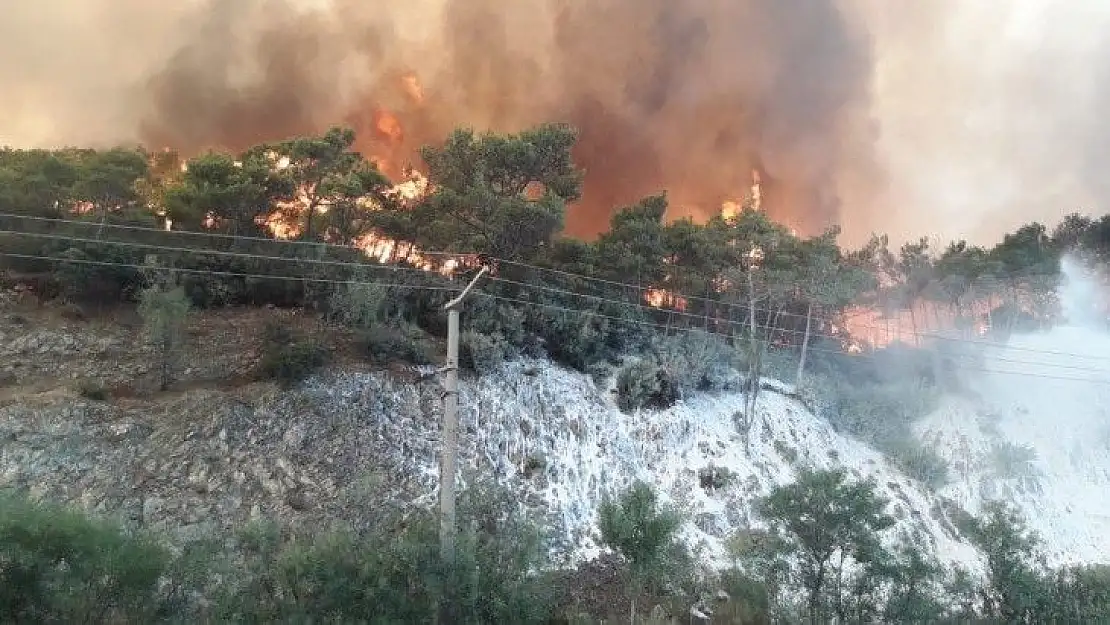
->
(1, 0), (1109, 247)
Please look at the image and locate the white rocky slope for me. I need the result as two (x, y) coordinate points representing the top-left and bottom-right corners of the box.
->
(308, 360), (982, 573)
(917, 257), (1110, 567)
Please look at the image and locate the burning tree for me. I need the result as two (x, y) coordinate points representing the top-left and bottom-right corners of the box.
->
(367, 122), (583, 263)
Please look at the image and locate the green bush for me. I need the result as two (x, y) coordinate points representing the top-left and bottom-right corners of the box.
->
(214, 484), (556, 625)
(815, 377), (940, 449)
(357, 323), (435, 365)
(653, 330), (741, 393)
(461, 330), (515, 374)
(0, 494), (168, 624)
(615, 358), (680, 413)
(714, 569), (773, 625)
(77, 380), (108, 401)
(698, 465), (738, 491)
(888, 440), (951, 489)
(467, 296), (527, 348)
(258, 325), (330, 387)
(328, 278), (406, 329)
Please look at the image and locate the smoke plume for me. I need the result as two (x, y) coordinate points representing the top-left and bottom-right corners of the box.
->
(3, 0), (1110, 245)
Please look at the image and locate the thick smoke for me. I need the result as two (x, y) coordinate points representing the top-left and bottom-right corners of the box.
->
(859, 0), (1110, 245)
(4, 0), (1110, 245)
(0, 0), (877, 239)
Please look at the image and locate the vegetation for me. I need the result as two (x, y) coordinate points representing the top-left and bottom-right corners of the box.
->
(4, 121), (1096, 472)
(137, 270), (191, 391)
(257, 322), (330, 388)
(3, 122), (1110, 622)
(6, 472), (1109, 624)
(598, 481), (685, 624)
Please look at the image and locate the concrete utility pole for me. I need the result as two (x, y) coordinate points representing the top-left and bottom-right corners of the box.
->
(439, 265), (489, 566)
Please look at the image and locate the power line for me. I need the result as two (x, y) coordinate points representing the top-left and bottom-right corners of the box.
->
(5, 213), (1107, 363)
(491, 256), (1110, 362)
(0, 252), (461, 292)
(489, 273), (1110, 367)
(5, 226), (1108, 367)
(5, 251), (1107, 383)
(479, 290), (1110, 381)
(0, 229), (437, 276)
(0, 211), (469, 257)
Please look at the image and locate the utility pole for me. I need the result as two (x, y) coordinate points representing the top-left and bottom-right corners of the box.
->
(439, 265), (489, 565)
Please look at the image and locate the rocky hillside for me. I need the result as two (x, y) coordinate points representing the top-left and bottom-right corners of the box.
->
(919, 324), (1110, 567)
(0, 293), (984, 574)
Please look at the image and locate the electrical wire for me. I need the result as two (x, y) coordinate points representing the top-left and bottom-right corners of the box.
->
(476, 292), (1110, 383)
(4, 249), (1107, 383)
(4, 216), (1107, 366)
(0, 211), (468, 257)
(0, 228), (437, 276)
(0, 252), (461, 292)
(490, 257), (1110, 361)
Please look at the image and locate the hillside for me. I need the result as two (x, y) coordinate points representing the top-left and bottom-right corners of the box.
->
(0, 290), (981, 569)
(5, 127), (1110, 621)
(918, 305), (1110, 567)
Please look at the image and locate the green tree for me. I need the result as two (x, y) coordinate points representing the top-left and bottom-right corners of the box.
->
(70, 148), (150, 236)
(893, 237), (935, 338)
(162, 151), (287, 237)
(759, 467), (895, 625)
(1045, 564), (1110, 623)
(0, 148), (79, 218)
(252, 126), (389, 242)
(595, 194), (670, 287)
(794, 228), (873, 386)
(933, 240), (996, 334)
(715, 208), (798, 449)
(372, 123), (583, 260)
(0, 493), (167, 623)
(598, 481), (684, 625)
(882, 536), (946, 623)
(961, 501), (1047, 622)
(726, 527), (792, 620)
(138, 272), (192, 391)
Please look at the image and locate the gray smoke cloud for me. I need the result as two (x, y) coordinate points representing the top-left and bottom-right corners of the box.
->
(858, 0), (1110, 246)
(1, 0), (1108, 246)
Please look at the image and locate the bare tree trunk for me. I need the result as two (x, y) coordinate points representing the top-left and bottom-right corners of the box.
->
(796, 301), (813, 386)
(743, 269), (760, 453)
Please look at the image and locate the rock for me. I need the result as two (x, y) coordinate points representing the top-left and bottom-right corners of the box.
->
(0, 371), (16, 387)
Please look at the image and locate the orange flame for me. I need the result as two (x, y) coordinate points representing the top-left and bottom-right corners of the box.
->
(644, 288), (688, 312)
(400, 72), (424, 105)
(373, 109), (404, 144)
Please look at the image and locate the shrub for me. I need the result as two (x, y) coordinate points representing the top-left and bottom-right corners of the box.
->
(698, 465), (738, 491)
(653, 330), (740, 393)
(772, 439), (799, 464)
(357, 323), (435, 365)
(461, 330), (514, 375)
(598, 481), (685, 624)
(328, 278), (404, 329)
(0, 493), (168, 623)
(215, 483), (556, 625)
(816, 377), (940, 449)
(466, 297), (527, 348)
(714, 569), (773, 625)
(137, 282), (191, 391)
(888, 440), (951, 489)
(258, 325), (330, 388)
(615, 358), (680, 413)
(530, 304), (646, 372)
(77, 380), (108, 401)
